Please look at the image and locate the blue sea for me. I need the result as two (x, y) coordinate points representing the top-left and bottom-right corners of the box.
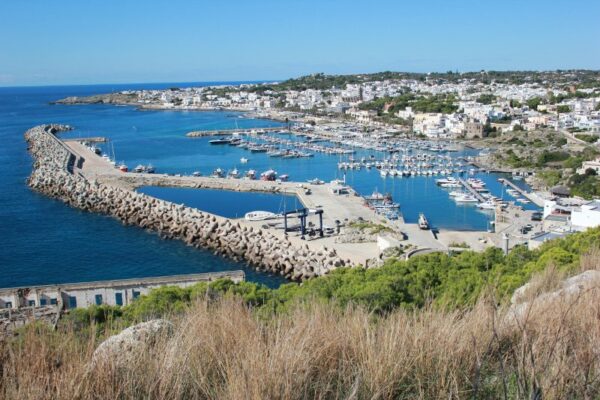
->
(0, 82), (538, 289)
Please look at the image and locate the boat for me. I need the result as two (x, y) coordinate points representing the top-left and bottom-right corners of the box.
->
(211, 168), (224, 178)
(455, 194), (479, 203)
(477, 201), (496, 210)
(133, 164), (145, 173)
(240, 157), (249, 164)
(228, 168), (240, 179)
(307, 178), (324, 185)
(246, 169), (256, 180)
(145, 164), (155, 173)
(118, 163), (128, 173)
(244, 211), (278, 221)
(279, 174), (289, 182)
(192, 171), (202, 177)
(260, 169), (277, 181)
(209, 138), (232, 145)
(418, 213), (429, 230)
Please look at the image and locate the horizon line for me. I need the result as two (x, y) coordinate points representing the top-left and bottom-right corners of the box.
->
(2, 68), (600, 89)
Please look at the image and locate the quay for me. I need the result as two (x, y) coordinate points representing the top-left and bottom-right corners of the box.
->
(498, 178), (545, 207)
(186, 127), (288, 137)
(0, 271), (245, 310)
(63, 137), (454, 264)
(64, 137), (107, 143)
(457, 177), (486, 202)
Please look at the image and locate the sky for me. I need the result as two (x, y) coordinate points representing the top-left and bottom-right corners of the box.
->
(1, 0), (599, 86)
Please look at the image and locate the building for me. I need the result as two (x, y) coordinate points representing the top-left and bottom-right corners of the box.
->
(464, 121), (484, 139)
(571, 200), (600, 231)
(576, 157), (600, 175)
(0, 271), (244, 310)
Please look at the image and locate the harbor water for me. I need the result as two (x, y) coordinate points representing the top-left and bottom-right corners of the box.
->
(0, 83), (538, 288)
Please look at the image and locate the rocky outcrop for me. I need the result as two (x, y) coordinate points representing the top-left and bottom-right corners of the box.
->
(25, 125), (347, 281)
(507, 270), (600, 324)
(52, 93), (138, 105)
(91, 319), (173, 366)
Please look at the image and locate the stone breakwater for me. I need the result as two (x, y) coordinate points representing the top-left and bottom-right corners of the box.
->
(25, 125), (347, 281)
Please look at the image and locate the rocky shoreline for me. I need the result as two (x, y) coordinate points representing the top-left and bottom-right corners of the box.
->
(25, 125), (347, 281)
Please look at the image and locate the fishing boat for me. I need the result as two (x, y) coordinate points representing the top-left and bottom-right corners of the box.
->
(192, 171), (202, 177)
(228, 168), (240, 179)
(211, 168), (224, 178)
(244, 211), (278, 221)
(260, 169), (277, 181)
(118, 163), (128, 173)
(279, 174), (289, 182)
(418, 213), (429, 230)
(246, 169), (256, 180)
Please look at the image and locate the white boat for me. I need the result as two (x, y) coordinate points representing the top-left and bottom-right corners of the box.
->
(418, 213), (429, 230)
(240, 157), (249, 164)
(228, 168), (240, 179)
(477, 201), (496, 210)
(455, 194), (479, 203)
(307, 178), (324, 185)
(244, 211), (278, 221)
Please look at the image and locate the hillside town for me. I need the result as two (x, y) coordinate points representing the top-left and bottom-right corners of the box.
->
(111, 71), (600, 139)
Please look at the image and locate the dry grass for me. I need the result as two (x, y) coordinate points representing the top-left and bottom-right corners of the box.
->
(2, 252), (600, 399)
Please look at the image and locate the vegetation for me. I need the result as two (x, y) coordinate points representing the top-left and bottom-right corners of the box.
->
(359, 93), (458, 115)
(575, 133), (599, 143)
(3, 230), (600, 398)
(476, 93), (496, 104)
(569, 169), (600, 199)
(348, 220), (393, 234)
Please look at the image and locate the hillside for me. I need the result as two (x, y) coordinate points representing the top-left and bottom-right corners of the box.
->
(2, 228), (600, 399)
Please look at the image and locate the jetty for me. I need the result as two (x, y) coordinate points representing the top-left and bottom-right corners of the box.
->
(457, 177), (486, 202)
(186, 127), (288, 137)
(498, 178), (545, 207)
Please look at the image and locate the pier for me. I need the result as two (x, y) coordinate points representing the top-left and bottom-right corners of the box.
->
(498, 178), (544, 207)
(64, 137), (107, 143)
(186, 127), (289, 137)
(457, 177), (486, 202)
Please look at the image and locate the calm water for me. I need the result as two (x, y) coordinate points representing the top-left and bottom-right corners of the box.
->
(0, 83), (286, 288)
(0, 82), (537, 288)
(138, 187), (301, 219)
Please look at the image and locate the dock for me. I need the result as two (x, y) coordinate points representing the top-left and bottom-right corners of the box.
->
(498, 178), (544, 207)
(457, 177), (486, 202)
(64, 137), (108, 143)
(186, 127), (288, 137)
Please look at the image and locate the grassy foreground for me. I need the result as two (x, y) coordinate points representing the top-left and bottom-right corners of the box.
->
(2, 229), (600, 399)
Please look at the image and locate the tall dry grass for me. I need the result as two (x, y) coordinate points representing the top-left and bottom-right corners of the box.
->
(2, 251), (600, 399)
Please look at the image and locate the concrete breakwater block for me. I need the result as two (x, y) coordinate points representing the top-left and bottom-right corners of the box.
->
(24, 125), (346, 281)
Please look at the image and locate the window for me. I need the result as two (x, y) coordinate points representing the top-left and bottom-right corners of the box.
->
(68, 296), (77, 309)
(115, 292), (123, 306)
(132, 290), (141, 299)
(5, 302), (12, 309)
(95, 294), (103, 305)
(50, 298), (57, 305)
(28, 300), (35, 307)
(40, 298), (47, 306)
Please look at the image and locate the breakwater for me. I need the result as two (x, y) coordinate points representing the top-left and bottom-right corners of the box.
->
(25, 125), (347, 281)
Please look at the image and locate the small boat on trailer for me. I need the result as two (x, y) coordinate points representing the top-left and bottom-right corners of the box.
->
(418, 213), (429, 230)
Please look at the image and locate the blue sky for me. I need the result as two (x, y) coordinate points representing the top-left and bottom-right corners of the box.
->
(1, 0), (599, 86)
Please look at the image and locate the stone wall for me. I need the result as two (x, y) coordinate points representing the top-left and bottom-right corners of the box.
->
(25, 125), (346, 281)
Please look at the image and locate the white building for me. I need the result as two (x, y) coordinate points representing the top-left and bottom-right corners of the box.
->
(571, 200), (600, 231)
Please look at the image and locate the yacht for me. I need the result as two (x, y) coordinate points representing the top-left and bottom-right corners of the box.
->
(244, 211), (278, 221)
(455, 194), (479, 203)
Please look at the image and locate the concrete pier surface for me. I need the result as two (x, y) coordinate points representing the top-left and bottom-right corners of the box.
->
(63, 138), (455, 263)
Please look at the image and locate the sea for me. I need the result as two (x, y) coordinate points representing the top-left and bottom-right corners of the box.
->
(0, 82), (538, 289)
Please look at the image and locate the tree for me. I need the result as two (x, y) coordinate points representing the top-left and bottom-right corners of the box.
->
(526, 97), (543, 110)
(557, 105), (571, 113)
